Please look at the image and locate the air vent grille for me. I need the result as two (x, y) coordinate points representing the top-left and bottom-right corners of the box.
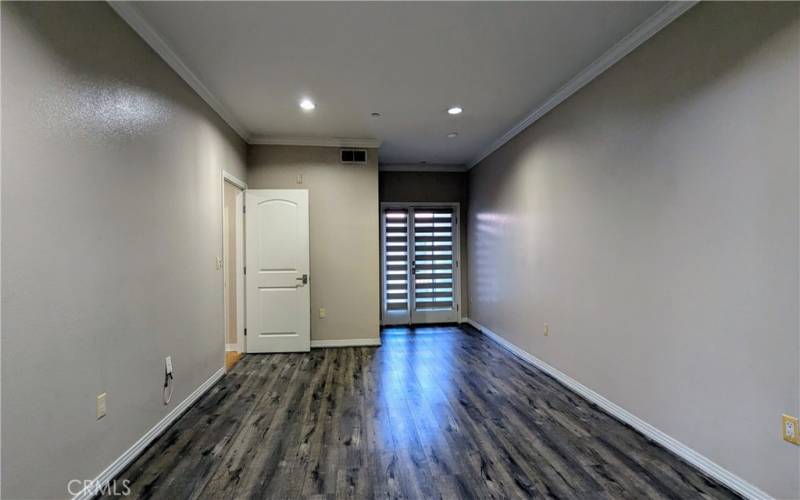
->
(341, 149), (367, 164)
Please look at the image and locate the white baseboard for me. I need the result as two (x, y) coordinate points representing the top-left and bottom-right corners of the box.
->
(463, 318), (771, 500)
(73, 367), (225, 500)
(311, 338), (382, 348)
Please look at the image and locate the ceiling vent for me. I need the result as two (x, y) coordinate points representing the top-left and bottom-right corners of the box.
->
(340, 149), (367, 165)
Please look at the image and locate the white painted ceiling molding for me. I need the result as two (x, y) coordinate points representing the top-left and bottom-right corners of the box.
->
(249, 136), (382, 149)
(111, 1), (695, 165)
(108, 1), (249, 140)
(380, 164), (467, 173)
(110, 1), (382, 148)
(467, 0), (698, 169)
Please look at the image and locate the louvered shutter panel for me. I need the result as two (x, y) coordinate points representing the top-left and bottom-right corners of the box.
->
(384, 208), (410, 311)
(413, 208), (455, 311)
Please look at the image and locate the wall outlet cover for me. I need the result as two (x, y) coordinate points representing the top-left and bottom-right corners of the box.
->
(165, 356), (173, 375)
(96, 393), (107, 420)
(319, 308), (326, 318)
(783, 414), (799, 445)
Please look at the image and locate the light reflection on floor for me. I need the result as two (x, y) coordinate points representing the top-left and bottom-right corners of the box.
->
(108, 324), (741, 498)
(375, 326), (462, 451)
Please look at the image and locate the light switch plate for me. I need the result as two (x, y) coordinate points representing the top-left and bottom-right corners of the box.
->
(783, 414), (799, 445)
(319, 308), (326, 318)
(96, 393), (107, 420)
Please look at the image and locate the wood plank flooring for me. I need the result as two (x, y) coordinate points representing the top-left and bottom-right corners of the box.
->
(105, 325), (739, 499)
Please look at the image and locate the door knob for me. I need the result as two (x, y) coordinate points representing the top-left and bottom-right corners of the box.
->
(296, 274), (308, 285)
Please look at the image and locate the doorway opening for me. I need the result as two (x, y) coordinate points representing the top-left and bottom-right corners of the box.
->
(222, 171), (246, 371)
(380, 203), (461, 326)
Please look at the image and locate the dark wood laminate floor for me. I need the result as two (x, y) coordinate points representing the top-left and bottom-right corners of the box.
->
(107, 325), (739, 499)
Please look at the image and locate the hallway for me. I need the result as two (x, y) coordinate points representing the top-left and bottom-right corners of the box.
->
(106, 326), (738, 499)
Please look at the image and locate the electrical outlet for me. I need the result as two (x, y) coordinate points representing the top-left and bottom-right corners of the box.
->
(319, 307), (326, 319)
(296, 173), (303, 184)
(544, 323), (550, 336)
(216, 256), (222, 270)
(783, 414), (799, 445)
(165, 356), (173, 375)
(96, 393), (107, 420)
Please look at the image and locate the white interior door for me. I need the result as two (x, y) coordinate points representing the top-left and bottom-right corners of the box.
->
(381, 204), (460, 325)
(245, 189), (310, 352)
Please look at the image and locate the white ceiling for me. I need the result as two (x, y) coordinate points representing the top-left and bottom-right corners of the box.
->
(120, 1), (676, 166)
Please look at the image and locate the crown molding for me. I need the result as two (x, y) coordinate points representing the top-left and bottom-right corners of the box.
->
(467, 1), (698, 169)
(380, 164), (467, 173)
(248, 136), (382, 148)
(108, 1), (249, 140)
(112, 0), (695, 161)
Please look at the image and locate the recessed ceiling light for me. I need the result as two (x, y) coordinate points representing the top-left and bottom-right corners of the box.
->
(447, 132), (458, 138)
(371, 112), (381, 117)
(299, 99), (315, 111)
(447, 106), (463, 115)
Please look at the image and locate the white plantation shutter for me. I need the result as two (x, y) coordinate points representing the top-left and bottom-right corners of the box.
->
(412, 208), (455, 311)
(383, 208), (410, 313)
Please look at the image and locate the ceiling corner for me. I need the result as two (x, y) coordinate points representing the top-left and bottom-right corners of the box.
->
(108, 1), (250, 141)
(248, 136), (382, 149)
(466, 0), (697, 170)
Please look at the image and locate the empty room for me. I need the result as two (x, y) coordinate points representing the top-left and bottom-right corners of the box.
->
(2, 1), (799, 499)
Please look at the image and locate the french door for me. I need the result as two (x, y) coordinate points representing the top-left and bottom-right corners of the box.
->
(381, 204), (460, 325)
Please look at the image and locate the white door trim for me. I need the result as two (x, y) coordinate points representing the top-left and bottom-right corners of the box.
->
(380, 202), (461, 326)
(221, 170), (247, 354)
(223, 170), (247, 190)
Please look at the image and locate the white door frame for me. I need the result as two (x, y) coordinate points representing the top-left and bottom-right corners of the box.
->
(380, 202), (461, 325)
(221, 171), (247, 354)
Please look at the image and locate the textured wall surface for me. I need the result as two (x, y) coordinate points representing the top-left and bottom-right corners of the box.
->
(2, 3), (246, 498)
(468, 3), (799, 498)
(248, 145), (380, 343)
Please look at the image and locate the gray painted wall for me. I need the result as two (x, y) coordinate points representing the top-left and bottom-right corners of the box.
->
(1, 3), (246, 498)
(468, 3), (799, 498)
(379, 171), (469, 317)
(248, 145), (380, 343)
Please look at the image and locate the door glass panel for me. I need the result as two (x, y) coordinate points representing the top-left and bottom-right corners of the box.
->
(383, 209), (410, 317)
(412, 208), (455, 313)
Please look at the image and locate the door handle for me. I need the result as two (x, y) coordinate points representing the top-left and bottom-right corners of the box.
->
(296, 274), (308, 286)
